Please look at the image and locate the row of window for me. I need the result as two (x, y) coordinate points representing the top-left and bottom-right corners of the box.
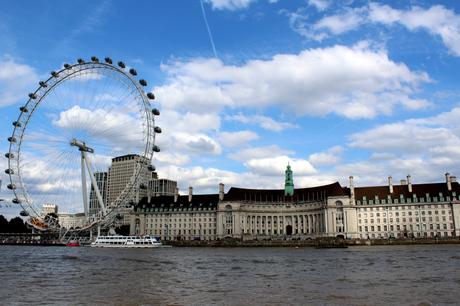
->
(359, 216), (452, 224)
(359, 210), (451, 218)
(359, 204), (449, 211)
(359, 223), (454, 232)
(357, 194), (457, 205)
(360, 232), (453, 239)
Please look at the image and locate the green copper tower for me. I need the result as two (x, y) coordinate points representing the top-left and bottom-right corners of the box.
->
(284, 164), (294, 196)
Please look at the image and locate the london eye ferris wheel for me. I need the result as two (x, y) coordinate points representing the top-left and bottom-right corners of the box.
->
(5, 57), (161, 232)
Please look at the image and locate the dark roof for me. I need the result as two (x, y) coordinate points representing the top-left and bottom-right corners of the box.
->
(354, 182), (460, 201)
(136, 194), (219, 212)
(224, 182), (347, 202)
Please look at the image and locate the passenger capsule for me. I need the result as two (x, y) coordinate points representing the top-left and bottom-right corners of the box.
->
(5, 153), (14, 159)
(139, 79), (147, 86)
(152, 108), (160, 116)
(51, 71), (58, 77)
(39, 81), (47, 88)
(20, 106), (28, 113)
(5, 169), (14, 174)
(91, 56), (99, 63)
(63, 63), (71, 69)
(77, 58), (85, 64)
(7, 184), (16, 190)
(12, 198), (21, 204)
(12, 121), (22, 127)
(129, 68), (137, 76)
(147, 92), (155, 100)
(148, 165), (156, 171)
(117, 61), (126, 68)
(153, 145), (160, 152)
(8, 137), (17, 143)
(20, 210), (29, 217)
(28, 93), (37, 99)
(154, 126), (162, 133)
(104, 57), (113, 64)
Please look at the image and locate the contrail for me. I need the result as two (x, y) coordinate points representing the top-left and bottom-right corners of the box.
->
(200, 0), (218, 58)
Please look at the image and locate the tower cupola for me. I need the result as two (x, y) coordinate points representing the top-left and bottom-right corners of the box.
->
(284, 164), (294, 196)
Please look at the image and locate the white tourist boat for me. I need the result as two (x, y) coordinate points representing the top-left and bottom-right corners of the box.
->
(90, 235), (162, 248)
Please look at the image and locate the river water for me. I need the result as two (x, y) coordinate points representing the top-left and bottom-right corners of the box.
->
(0, 245), (459, 305)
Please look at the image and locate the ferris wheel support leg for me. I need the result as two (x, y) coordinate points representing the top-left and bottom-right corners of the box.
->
(82, 152), (107, 216)
(81, 152), (89, 220)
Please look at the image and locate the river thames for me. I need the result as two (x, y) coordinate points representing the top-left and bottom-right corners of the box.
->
(0, 244), (459, 305)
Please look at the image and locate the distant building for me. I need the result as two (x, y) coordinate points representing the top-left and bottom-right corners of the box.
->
(41, 204), (58, 217)
(58, 213), (86, 229)
(131, 166), (460, 241)
(89, 171), (108, 217)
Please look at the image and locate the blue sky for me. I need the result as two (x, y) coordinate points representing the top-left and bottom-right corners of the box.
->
(1, 0), (460, 216)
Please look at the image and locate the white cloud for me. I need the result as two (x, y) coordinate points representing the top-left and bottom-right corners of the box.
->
(228, 145), (293, 161)
(225, 113), (297, 131)
(155, 43), (429, 120)
(171, 132), (222, 155)
(205, 0), (256, 11)
(349, 122), (459, 154)
(312, 7), (365, 36)
(289, 3), (460, 56)
(0, 58), (39, 107)
(308, 146), (343, 166)
(156, 110), (220, 133)
(340, 107), (460, 185)
(368, 4), (460, 56)
(154, 152), (190, 166)
(219, 130), (259, 147)
(245, 155), (316, 176)
(308, 0), (330, 12)
(53, 105), (144, 151)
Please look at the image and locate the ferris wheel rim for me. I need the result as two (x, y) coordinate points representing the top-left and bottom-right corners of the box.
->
(5, 57), (159, 231)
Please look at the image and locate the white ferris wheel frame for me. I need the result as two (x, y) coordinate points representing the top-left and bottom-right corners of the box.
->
(5, 57), (161, 231)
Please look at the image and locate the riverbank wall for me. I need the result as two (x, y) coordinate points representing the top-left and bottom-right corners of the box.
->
(166, 237), (460, 247)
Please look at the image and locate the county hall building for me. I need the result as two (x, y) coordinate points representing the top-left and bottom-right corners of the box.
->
(130, 166), (460, 241)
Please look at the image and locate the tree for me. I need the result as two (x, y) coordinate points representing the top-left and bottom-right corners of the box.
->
(0, 215), (8, 233)
(8, 217), (30, 233)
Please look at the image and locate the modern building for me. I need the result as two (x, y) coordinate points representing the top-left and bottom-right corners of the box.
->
(89, 171), (108, 217)
(107, 154), (151, 207)
(130, 166), (460, 241)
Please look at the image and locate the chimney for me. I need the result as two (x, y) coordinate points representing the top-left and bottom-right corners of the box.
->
(446, 173), (452, 191)
(407, 175), (412, 193)
(188, 186), (193, 202)
(400, 179), (407, 185)
(388, 176), (393, 194)
(219, 183), (224, 201)
(349, 176), (355, 202)
(174, 187), (179, 203)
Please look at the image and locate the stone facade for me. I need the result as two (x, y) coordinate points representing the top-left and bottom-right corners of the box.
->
(130, 172), (460, 241)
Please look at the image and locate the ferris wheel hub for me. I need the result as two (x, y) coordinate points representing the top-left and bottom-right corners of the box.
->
(70, 138), (94, 153)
